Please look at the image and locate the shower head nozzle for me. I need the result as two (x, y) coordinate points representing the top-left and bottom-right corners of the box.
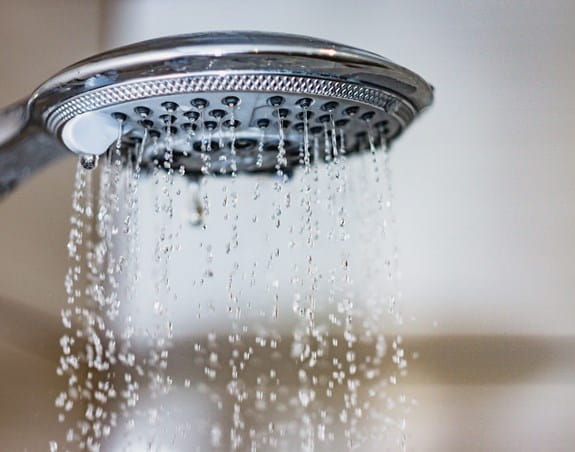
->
(0, 31), (433, 191)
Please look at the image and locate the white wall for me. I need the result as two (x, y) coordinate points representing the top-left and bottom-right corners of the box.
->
(100, 0), (575, 336)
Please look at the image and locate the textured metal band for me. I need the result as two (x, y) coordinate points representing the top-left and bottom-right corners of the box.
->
(44, 73), (415, 133)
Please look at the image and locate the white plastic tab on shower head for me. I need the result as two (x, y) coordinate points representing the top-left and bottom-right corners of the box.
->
(61, 111), (121, 156)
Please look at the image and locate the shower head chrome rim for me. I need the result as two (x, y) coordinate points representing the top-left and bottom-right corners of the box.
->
(26, 31), (434, 175)
(45, 73), (413, 133)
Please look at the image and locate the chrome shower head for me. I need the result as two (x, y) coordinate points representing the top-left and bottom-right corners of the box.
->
(0, 31), (433, 192)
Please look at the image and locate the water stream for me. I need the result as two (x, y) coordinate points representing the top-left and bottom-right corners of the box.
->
(54, 119), (409, 451)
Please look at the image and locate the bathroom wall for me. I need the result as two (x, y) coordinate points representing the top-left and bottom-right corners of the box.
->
(100, 0), (575, 337)
(1, 0), (574, 450)
(0, 0), (100, 450)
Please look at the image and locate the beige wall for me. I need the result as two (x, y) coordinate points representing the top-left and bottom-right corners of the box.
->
(0, 0), (100, 449)
(0, 0), (100, 309)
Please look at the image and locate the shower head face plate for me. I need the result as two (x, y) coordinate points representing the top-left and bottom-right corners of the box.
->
(29, 31), (433, 175)
(55, 82), (401, 175)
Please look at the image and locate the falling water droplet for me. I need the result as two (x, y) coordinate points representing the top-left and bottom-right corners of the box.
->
(80, 154), (98, 170)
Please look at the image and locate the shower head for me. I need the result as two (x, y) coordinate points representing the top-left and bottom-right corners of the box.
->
(0, 31), (433, 194)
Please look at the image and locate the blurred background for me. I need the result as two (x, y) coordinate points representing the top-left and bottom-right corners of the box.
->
(0, 0), (574, 450)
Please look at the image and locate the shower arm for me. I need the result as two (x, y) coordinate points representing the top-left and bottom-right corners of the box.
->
(0, 101), (67, 198)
